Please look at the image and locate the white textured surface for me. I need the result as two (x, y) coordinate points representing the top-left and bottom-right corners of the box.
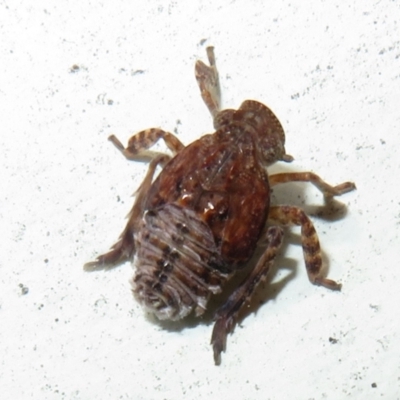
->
(1, 1), (399, 399)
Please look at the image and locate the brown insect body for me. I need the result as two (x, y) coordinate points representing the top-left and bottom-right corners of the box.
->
(85, 47), (356, 365)
(135, 101), (284, 320)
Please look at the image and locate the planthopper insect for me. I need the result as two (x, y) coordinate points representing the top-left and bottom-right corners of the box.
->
(85, 47), (355, 365)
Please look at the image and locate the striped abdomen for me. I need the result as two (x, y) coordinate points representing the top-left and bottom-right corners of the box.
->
(132, 203), (229, 320)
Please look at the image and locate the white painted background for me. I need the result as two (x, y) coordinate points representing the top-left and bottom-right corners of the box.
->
(1, 1), (399, 399)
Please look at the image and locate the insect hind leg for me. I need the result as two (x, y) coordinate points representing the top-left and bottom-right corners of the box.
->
(268, 205), (342, 291)
(211, 226), (284, 365)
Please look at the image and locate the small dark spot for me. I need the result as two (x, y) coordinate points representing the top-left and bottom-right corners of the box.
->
(156, 259), (165, 268)
(371, 382), (377, 388)
(303, 242), (320, 256)
(190, 283), (201, 294)
(19, 283), (29, 295)
(146, 210), (157, 218)
(369, 304), (379, 311)
(174, 119), (182, 135)
(155, 259), (173, 271)
(208, 258), (222, 270)
(175, 178), (183, 191)
(159, 274), (168, 283)
(132, 69), (145, 76)
(44, 259), (49, 263)
(152, 283), (162, 292)
(329, 337), (338, 344)
(169, 251), (180, 260)
(306, 258), (321, 275)
(176, 222), (189, 234)
(199, 38), (207, 46)
(218, 210), (228, 221)
(107, 99), (113, 105)
(162, 245), (171, 255)
(197, 268), (211, 283)
(70, 64), (80, 73)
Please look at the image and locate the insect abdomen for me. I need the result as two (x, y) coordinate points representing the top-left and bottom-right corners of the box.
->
(132, 203), (229, 320)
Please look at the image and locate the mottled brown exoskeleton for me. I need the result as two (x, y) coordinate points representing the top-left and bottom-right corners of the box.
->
(85, 47), (355, 365)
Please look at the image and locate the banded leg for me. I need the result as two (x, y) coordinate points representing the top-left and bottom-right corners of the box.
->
(269, 172), (356, 196)
(195, 46), (221, 118)
(108, 127), (184, 162)
(84, 154), (171, 270)
(85, 128), (183, 269)
(268, 205), (341, 291)
(211, 226), (284, 365)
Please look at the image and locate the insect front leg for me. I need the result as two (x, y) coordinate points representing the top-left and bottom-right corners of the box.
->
(195, 46), (221, 118)
(269, 172), (356, 197)
(268, 205), (342, 291)
(84, 128), (184, 270)
(84, 154), (171, 270)
(109, 127), (184, 162)
(211, 226), (284, 365)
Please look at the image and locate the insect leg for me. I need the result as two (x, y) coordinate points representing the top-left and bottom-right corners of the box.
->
(108, 128), (184, 162)
(268, 205), (342, 291)
(269, 172), (356, 196)
(195, 46), (221, 118)
(211, 226), (284, 365)
(84, 154), (171, 271)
